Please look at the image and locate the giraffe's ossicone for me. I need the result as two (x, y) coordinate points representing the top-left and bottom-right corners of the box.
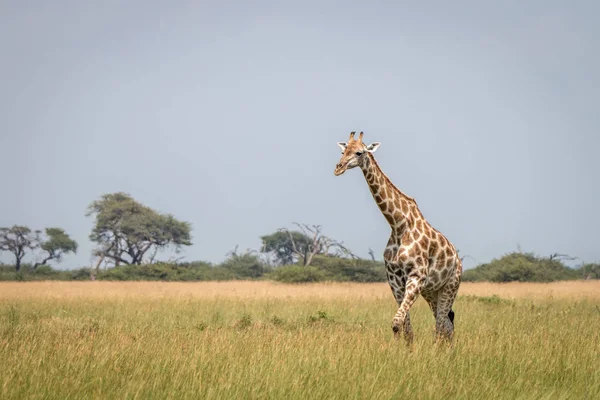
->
(334, 131), (462, 344)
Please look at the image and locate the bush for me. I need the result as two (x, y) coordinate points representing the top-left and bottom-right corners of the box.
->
(218, 253), (271, 279)
(70, 268), (93, 280)
(33, 265), (55, 275)
(463, 252), (580, 282)
(308, 255), (386, 282)
(0, 264), (17, 281)
(97, 262), (231, 281)
(578, 263), (600, 280)
(268, 265), (327, 283)
(0, 264), (75, 281)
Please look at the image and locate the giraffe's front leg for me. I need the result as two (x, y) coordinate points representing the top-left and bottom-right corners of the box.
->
(386, 267), (413, 344)
(392, 273), (425, 341)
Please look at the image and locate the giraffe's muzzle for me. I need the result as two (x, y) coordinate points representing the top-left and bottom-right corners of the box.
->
(334, 163), (347, 176)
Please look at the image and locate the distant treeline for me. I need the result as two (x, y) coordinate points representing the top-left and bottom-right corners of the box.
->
(1, 251), (598, 283)
(1, 192), (598, 283)
(0, 254), (386, 283)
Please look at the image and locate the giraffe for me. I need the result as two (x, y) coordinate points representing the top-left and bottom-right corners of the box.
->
(334, 131), (462, 344)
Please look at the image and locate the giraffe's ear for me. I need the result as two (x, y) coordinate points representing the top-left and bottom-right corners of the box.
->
(367, 142), (381, 153)
(337, 142), (347, 152)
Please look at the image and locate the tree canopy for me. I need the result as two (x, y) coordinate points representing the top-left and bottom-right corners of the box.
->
(260, 230), (312, 266)
(0, 225), (41, 271)
(34, 228), (78, 269)
(261, 223), (355, 267)
(86, 192), (192, 266)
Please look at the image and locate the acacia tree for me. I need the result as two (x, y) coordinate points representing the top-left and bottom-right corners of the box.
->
(33, 228), (78, 269)
(86, 192), (192, 266)
(260, 229), (312, 265)
(261, 223), (355, 267)
(0, 225), (41, 272)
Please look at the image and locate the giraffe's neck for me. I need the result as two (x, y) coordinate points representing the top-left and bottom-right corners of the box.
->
(360, 153), (420, 234)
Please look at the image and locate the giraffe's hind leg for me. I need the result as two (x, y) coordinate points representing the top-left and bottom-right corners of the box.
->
(402, 312), (414, 345)
(421, 290), (440, 339)
(421, 290), (438, 320)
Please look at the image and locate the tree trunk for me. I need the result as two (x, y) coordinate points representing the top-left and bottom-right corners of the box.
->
(33, 255), (53, 270)
(15, 258), (21, 272)
(92, 254), (105, 280)
(305, 251), (315, 267)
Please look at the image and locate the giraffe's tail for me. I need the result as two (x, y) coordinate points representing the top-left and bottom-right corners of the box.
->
(448, 310), (455, 326)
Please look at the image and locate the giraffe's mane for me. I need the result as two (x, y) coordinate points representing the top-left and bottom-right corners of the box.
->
(367, 152), (424, 218)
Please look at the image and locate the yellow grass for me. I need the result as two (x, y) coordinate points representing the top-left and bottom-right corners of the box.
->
(2, 280), (598, 300)
(1, 281), (599, 399)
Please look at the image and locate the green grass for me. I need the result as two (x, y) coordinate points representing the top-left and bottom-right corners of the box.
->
(1, 282), (599, 399)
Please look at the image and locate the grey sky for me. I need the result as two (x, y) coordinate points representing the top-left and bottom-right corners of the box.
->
(1, 1), (598, 270)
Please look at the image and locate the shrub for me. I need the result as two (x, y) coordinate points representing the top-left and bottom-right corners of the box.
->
(463, 252), (580, 282)
(0, 264), (17, 281)
(71, 268), (92, 280)
(308, 255), (387, 282)
(33, 265), (55, 275)
(97, 261), (237, 281)
(578, 263), (600, 280)
(218, 253), (271, 279)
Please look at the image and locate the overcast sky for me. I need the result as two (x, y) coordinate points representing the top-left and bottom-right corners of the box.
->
(1, 1), (598, 269)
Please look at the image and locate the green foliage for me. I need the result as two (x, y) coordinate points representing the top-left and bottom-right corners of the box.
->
(0, 226), (41, 271)
(463, 252), (581, 282)
(86, 192), (192, 265)
(33, 265), (55, 275)
(97, 262), (231, 281)
(70, 268), (93, 281)
(36, 228), (78, 267)
(1, 251), (592, 283)
(94, 253), (271, 282)
(579, 263), (600, 280)
(0, 256), (384, 283)
(308, 255), (386, 282)
(260, 230), (312, 265)
(220, 251), (271, 279)
(0, 264), (74, 281)
(0, 264), (16, 281)
(268, 255), (386, 283)
(260, 224), (351, 267)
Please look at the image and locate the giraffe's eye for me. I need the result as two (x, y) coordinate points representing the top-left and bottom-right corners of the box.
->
(355, 151), (363, 156)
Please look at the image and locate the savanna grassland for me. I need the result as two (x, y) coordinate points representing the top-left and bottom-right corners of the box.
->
(1, 281), (599, 399)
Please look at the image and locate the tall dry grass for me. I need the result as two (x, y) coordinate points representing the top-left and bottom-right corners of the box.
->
(2, 280), (598, 300)
(1, 281), (598, 399)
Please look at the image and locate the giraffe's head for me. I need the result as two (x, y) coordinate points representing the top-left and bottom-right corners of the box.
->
(334, 131), (380, 176)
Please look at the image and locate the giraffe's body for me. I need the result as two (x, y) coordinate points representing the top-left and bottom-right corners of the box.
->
(334, 132), (462, 343)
